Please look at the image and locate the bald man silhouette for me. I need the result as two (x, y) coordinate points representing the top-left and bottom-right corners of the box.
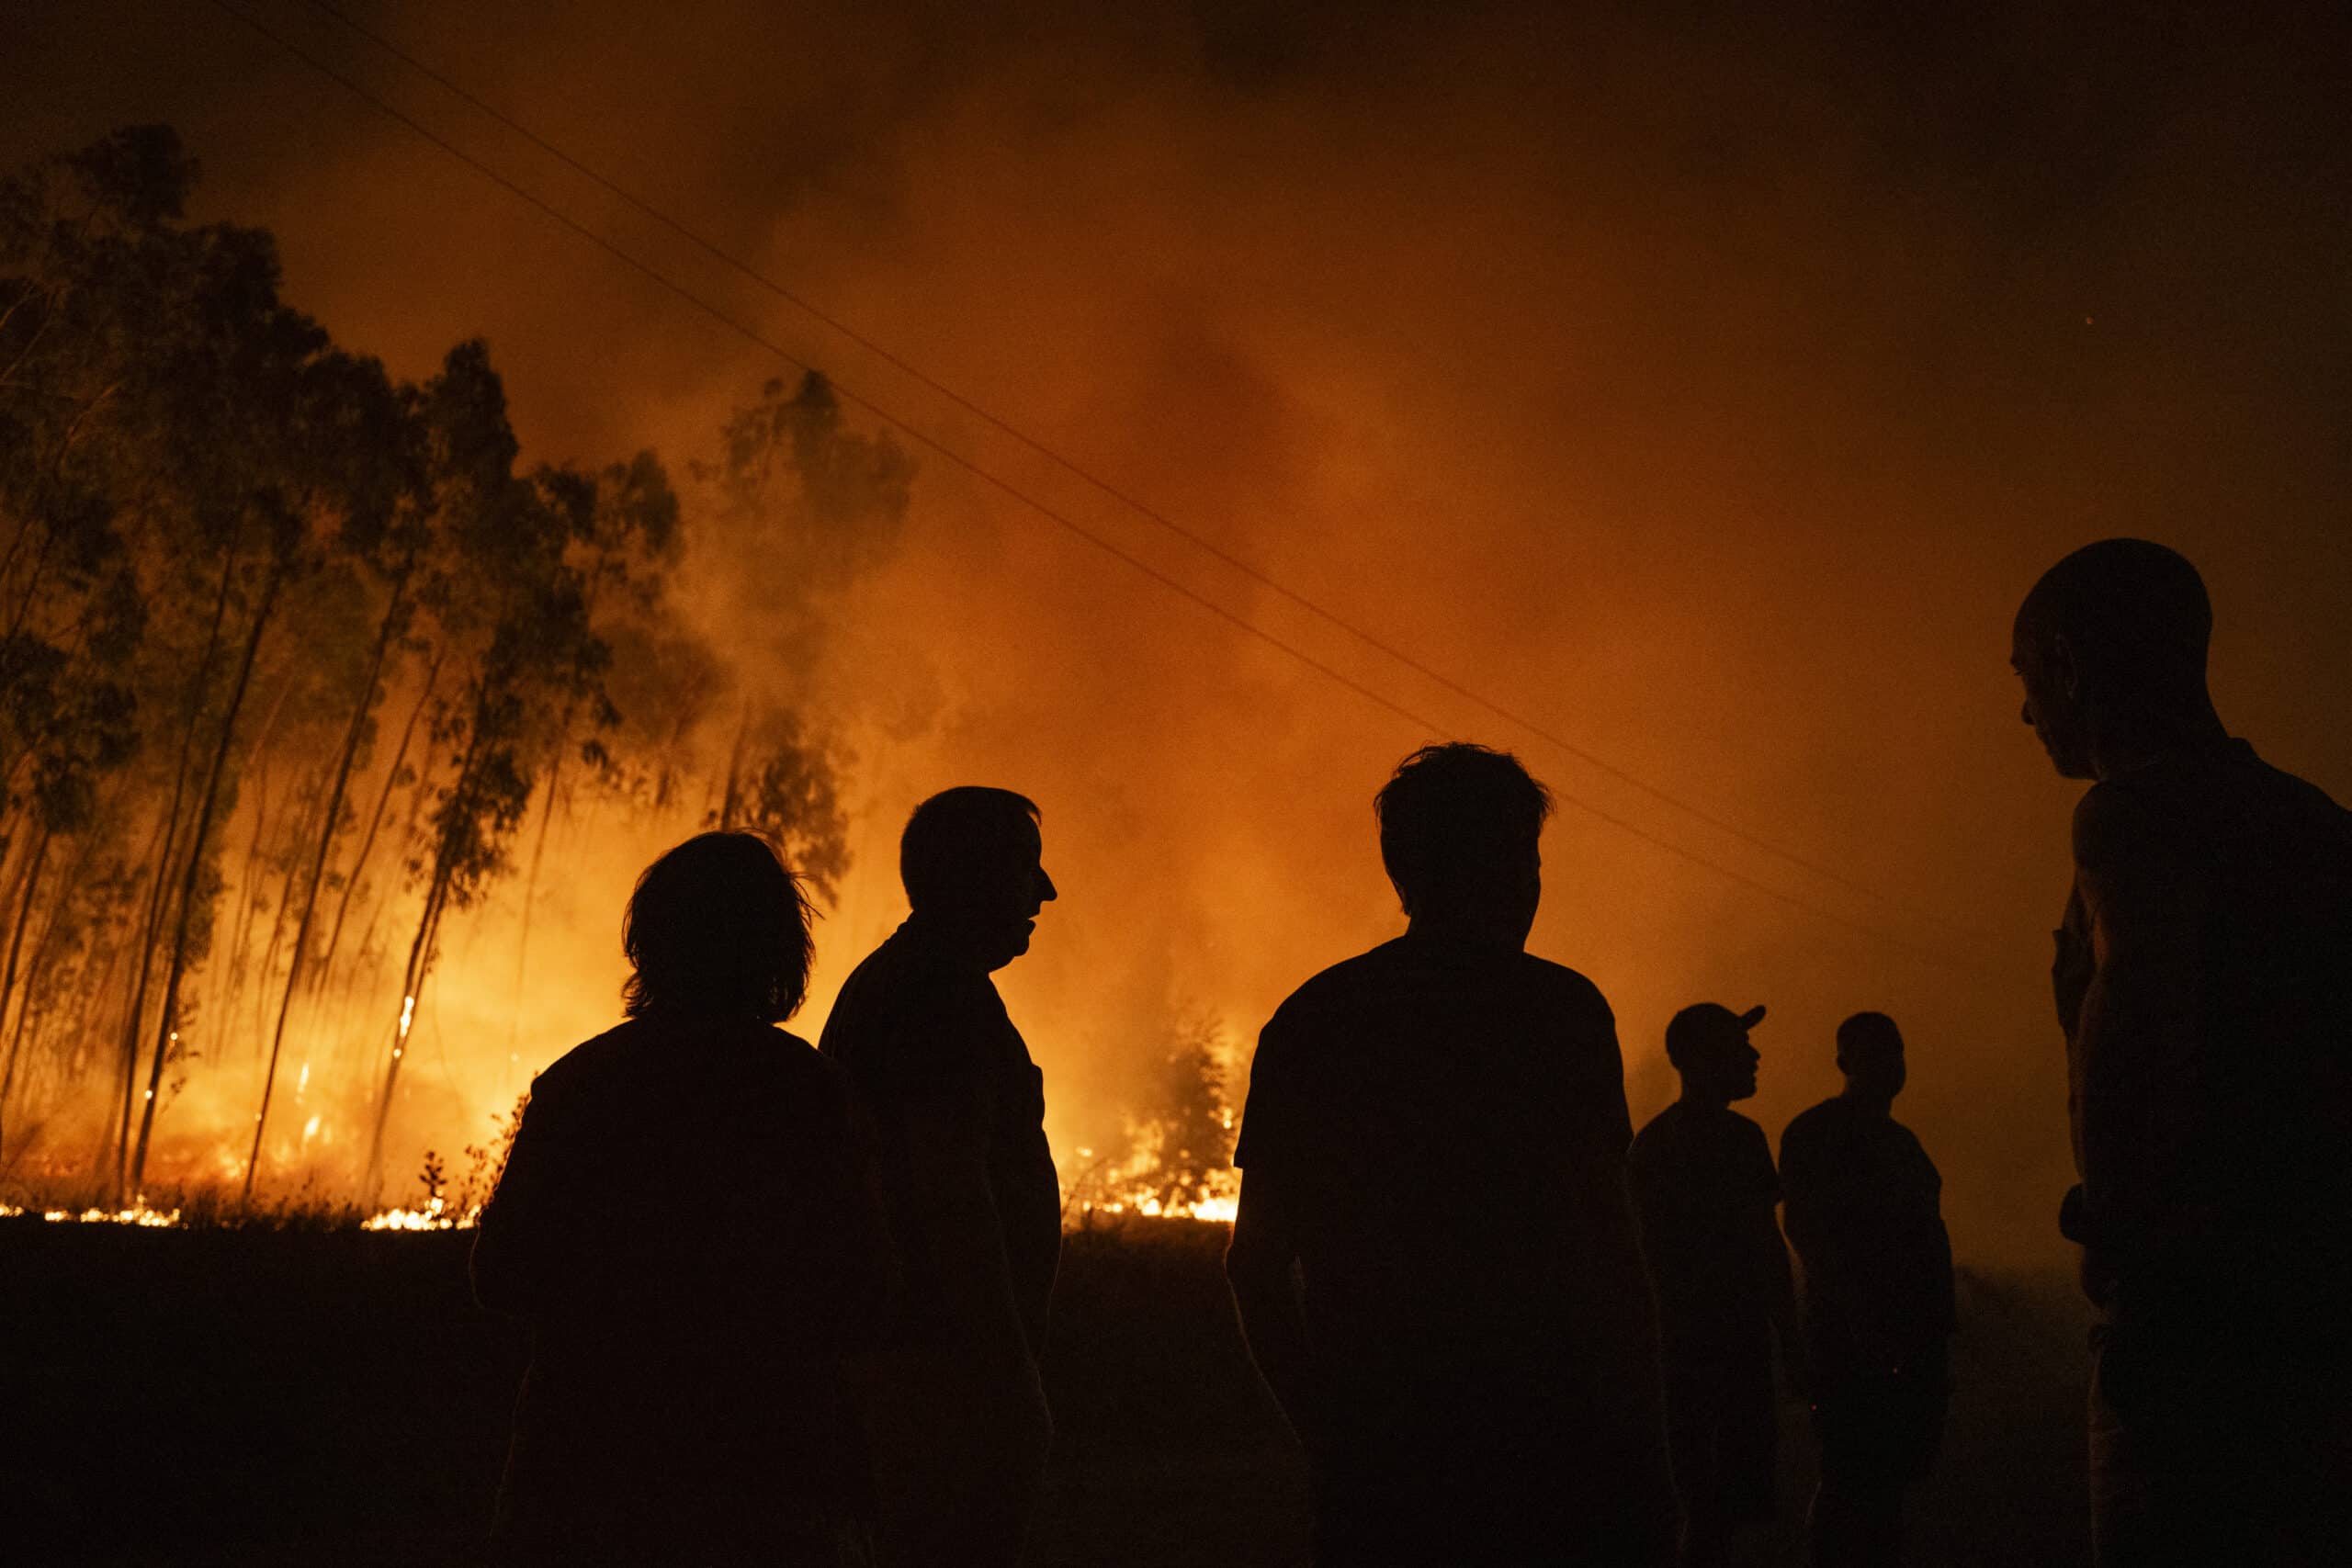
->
(2012, 539), (2352, 1567)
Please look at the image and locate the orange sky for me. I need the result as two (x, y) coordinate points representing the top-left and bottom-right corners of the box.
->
(7, 0), (2349, 1261)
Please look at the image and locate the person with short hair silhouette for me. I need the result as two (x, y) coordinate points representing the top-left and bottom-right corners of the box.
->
(1779, 1012), (1952, 1568)
(471, 831), (887, 1568)
(1227, 742), (1675, 1567)
(1629, 1002), (1803, 1567)
(2011, 539), (2352, 1566)
(819, 786), (1060, 1568)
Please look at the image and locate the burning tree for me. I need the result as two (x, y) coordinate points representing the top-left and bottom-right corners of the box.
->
(1132, 1011), (1238, 1214)
(0, 126), (908, 1209)
(1066, 1010), (1240, 1223)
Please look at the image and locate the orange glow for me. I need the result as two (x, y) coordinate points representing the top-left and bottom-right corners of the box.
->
(5, 4), (2350, 1277)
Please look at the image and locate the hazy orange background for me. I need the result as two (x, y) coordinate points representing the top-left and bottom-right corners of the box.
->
(7, 1), (2348, 1263)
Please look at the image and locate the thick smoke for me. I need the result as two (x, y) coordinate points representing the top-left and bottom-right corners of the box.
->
(5, 1), (2348, 1261)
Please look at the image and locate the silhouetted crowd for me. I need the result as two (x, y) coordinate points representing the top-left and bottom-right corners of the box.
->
(472, 540), (2352, 1568)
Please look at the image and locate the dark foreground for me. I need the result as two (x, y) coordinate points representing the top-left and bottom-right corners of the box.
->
(5, 1213), (2087, 1566)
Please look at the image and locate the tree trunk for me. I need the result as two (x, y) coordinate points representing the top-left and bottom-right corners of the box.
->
(317, 649), (440, 986)
(217, 756), (271, 1050)
(113, 559), (235, 1199)
(503, 762), (563, 1064)
(245, 773), (322, 1046)
(361, 702), (484, 1201)
(360, 852), (455, 1204)
(719, 707), (752, 829)
(0, 815), (102, 1116)
(243, 584), (405, 1203)
(209, 666), (301, 1047)
(129, 560), (284, 1195)
(0, 825), (52, 1164)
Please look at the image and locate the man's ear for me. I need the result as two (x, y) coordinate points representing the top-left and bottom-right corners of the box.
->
(2049, 630), (2081, 701)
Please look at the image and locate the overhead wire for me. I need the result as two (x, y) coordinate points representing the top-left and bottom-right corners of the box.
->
(289, 0), (1982, 942)
(200, 0), (2001, 980)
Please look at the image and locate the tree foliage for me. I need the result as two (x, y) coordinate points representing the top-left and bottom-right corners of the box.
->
(0, 128), (913, 1200)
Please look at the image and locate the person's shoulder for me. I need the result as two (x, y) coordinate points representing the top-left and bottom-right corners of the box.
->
(1726, 1108), (1770, 1145)
(1501, 950), (1615, 1021)
(826, 931), (916, 1017)
(1264, 942), (1402, 1025)
(1883, 1112), (1930, 1151)
(2080, 743), (2352, 865)
(822, 931), (971, 1043)
(1779, 1097), (1847, 1152)
(2070, 778), (2177, 870)
(1627, 1102), (1679, 1168)
(758, 1030), (860, 1131)
(528, 1021), (641, 1095)
(761, 1025), (846, 1083)
(1521, 951), (1608, 994)
(2240, 750), (2352, 843)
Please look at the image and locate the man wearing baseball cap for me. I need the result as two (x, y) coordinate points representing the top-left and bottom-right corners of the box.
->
(1629, 1002), (1804, 1568)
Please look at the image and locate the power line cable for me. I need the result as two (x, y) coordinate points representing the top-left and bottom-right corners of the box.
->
(201, 0), (1998, 979)
(290, 0), (1985, 941)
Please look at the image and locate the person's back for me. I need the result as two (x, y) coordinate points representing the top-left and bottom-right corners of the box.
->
(475, 1019), (879, 1564)
(1246, 934), (1646, 1397)
(1778, 1098), (1951, 1379)
(1777, 1013), (1951, 1568)
(471, 834), (884, 1568)
(1227, 745), (1672, 1567)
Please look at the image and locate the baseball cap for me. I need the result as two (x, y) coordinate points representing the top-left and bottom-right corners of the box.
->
(1665, 1001), (1767, 1063)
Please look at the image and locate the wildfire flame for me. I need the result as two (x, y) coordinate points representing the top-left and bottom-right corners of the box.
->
(361, 1196), (477, 1232)
(1060, 1144), (1239, 1225)
(2, 1200), (184, 1226)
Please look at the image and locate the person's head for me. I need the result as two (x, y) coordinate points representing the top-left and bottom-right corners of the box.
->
(1665, 1002), (1765, 1106)
(901, 785), (1055, 970)
(622, 831), (814, 1023)
(1375, 743), (1552, 948)
(1835, 1010), (1907, 1104)
(2011, 539), (2218, 780)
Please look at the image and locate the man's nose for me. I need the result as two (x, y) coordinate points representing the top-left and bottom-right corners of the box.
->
(2021, 699), (2035, 727)
(1036, 867), (1057, 904)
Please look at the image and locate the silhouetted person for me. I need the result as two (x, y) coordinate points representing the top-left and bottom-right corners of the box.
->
(1779, 1012), (1952, 1568)
(1630, 1002), (1803, 1568)
(819, 786), (1060, 1568)
(1226, 743), (1675, 1567)
(2012, 539), (2352, 1566)
(471, 831), (887, 1568)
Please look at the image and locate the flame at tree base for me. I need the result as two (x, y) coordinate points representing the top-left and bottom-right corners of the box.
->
(1, 1201), (185, 1226)
(3, 1186), (1236, 1233)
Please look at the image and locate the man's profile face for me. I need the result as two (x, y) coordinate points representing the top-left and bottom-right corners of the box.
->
(1684, 1031), (1761, 1103)
(2011, 612), (2096, 780)
(976, 820), (1056, 970)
